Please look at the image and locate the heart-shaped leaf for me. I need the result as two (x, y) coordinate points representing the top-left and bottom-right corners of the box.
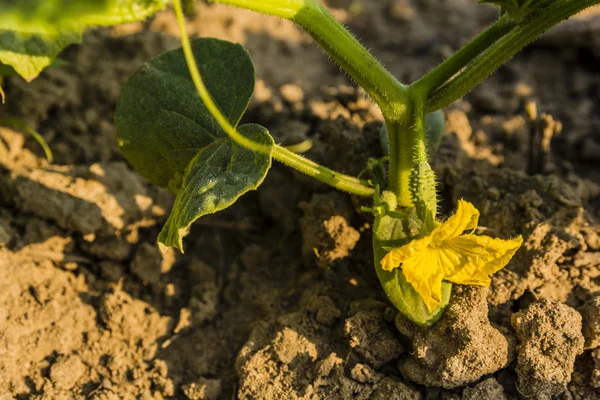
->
(115, 38), (273, 252)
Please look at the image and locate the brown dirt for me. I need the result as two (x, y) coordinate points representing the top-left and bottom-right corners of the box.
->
(0, 1), (599, 399)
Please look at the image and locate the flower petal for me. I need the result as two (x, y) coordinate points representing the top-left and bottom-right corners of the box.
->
(444, 234), (523, 286)
(400, 248), (445, 312)
(431, 200), (479, 244)
(381, 235), (431, 271)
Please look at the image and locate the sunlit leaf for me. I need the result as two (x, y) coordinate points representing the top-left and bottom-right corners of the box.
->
(0, 0), (167, 81)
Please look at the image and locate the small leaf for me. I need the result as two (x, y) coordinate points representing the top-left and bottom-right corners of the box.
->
(0, 0), (167, 82)
(116, 38), (273, 252)
(0, 0), (167, 32)
(0, 30), (81, 82)
(158, 124), (273, 252)
(77, 0), (169, 27)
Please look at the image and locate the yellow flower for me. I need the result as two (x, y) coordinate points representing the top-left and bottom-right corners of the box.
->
(381, 200), (523, 312)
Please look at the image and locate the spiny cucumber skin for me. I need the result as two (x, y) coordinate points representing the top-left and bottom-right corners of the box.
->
(410, 161), (438, 229)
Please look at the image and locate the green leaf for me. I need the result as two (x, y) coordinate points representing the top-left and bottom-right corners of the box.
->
(158, 124), (273, 252)
(116, 38), (259, 191)
(115, 38), (274, 252)
(76, 0), (169, 27)
(0, 0), (167, 82)
(0, 29), (81, 82)
(0, 0), (167, 32)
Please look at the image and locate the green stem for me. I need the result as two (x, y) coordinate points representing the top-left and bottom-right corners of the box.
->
(425, 0), (600, 113)
(1, 118), (53, 162)
(408, 97), (438, 230)
(207, 0), (306, 18)
(413, 97), (427, 164)
(386, 116), (413, 207)
(410, 15), (513, 96)
(210, 0), (409, 118)
(175, 0), (270, 154)
(273, 146), (375, 197)
(173, 0), (374, 197)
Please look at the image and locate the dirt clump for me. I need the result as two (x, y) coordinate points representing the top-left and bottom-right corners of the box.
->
(461, 378), (507, 400)
(579, 296), (600, 349)
(182, 377), (222, 400)
(235, 294), (420, 400)
(511, 298), (585, 398)
(345, 309), (404, 369)
(592, 348), (600, 389)
(299, 192), (360, 268)
(49, 355), (87, 390)
(0, 0), (599, 397)
(131, 242), (177, 285)
(396, 285), (516, 389)
(442, 155), (600, 323)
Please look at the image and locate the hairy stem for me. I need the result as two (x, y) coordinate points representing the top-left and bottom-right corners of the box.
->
(386, 116), (413, 207)
(210, 0), (409, 118)
(412, 97), (427, 164)
(174, 0), (374, 197)
(409, 97), (438, 230)
(272, 146), (375, 196)
(425, 0), (600, 112)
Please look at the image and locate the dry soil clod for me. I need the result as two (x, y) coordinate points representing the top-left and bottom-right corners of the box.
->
(345, 309), (405, 369)
(461, 377), (507, 400)
(299, 192), (360, 269)
(511, 298), (585, 399)
(396, 285), (516, 389)
(579, 296), (600, 350)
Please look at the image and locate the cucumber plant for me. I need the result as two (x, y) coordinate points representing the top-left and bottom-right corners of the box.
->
(108, 0), (600, 325)
(0, 0), (594, 326)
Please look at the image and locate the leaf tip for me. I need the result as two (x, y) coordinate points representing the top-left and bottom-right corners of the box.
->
(158, 240), (184, 255)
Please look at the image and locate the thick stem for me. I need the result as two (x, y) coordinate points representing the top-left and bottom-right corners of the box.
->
(210, 0), (409, 118)
(409, 97), (438, 230)
(174, 0), (374, 197)
(413, 97), (427, 164)
(425, 0), (600, 113)
(386, 116), (413, 208)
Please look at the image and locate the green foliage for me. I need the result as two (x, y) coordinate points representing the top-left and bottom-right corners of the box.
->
(0, 0), (167, 81)
(115, 38), (274, 252)
(0, 0), (167, 31)
(158, 123), (272, 252)
(0, 30), (80, 82)
(111, 0), (594, 324)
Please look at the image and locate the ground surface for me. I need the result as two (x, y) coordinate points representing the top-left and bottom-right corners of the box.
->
(0, 1), (599, 399)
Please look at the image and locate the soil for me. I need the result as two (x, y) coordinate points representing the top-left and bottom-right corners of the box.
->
(0, 1), (599, 399)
